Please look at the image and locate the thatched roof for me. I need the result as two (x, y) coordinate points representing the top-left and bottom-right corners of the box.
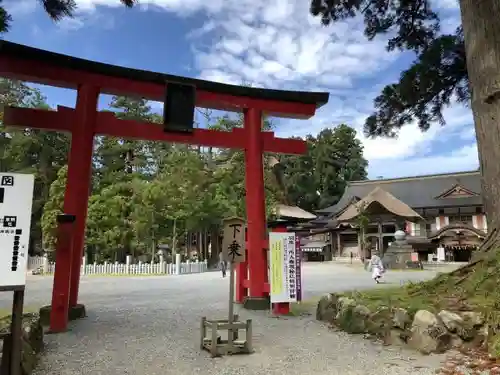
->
(268, 155), (280, 168)
(318, 170), (481, 215)
(276, 204), (316, 220)
(336, 187), (422, 222)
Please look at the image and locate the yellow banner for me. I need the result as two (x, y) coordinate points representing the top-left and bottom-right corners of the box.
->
(270, 237), (284, 296)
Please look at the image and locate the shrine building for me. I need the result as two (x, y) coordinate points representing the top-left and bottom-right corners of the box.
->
(295, 170), (486, 263)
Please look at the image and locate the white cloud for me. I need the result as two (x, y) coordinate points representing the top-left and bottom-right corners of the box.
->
(433, 0), (459, 10)
(360, 104), (474, 161)
(19, 0), (474, 179)
(2, 0), (36, 16)
(62, 0), (397, 89)
(57, 17), (85, 31)
(275, 95), (476, 178)
(69, 0), (225, 13)
(368, 144), (478, 179)
(192, 16), (398, 89)
(182, 0), (473, 178)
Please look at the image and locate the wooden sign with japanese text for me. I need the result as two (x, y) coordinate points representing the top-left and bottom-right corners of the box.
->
(222, 217), (246, 263)
(269, 232), (300, 303)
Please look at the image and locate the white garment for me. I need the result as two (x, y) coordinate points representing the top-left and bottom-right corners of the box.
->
(372, 266), (383, 279)
(369, 255), (384, 279)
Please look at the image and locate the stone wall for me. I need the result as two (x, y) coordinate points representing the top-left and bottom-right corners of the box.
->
(0, 313), (44, 374)
(316, 293), (488, 355)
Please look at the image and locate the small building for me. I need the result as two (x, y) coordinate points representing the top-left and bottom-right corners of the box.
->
(300, 240), (330, 261)
(270, 205), (333, 262)
(309, 170), (487, 262)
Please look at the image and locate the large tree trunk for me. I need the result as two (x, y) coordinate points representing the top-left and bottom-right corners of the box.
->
(460, 0), (500, 252)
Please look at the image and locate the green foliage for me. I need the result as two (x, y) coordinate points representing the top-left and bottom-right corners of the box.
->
(311, 0), (440, 53)
(342, 249), (500, 356)
(280, 124), (368, 211)
(37, 96), (288, 261)
(489, 334), (500, 358)
(309, 1), (468, 139)
(1, 79), (69, 254)
(1, 78), (367, 261)
(86, 180), (142, 260)
(344, 287), (435, 319)
(206, 113), (280, 219)
(41, 165), (67, 251)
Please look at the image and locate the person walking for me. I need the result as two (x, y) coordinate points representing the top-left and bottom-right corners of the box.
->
(219, 251), (227, 278)
(368, 252), (385, 284)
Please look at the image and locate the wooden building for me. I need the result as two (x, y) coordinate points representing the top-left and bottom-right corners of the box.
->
(270, 205), (334, 262)
(309, 171), (487, 262)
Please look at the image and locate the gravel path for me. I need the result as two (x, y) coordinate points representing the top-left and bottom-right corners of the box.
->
(2, 263), (456, 375)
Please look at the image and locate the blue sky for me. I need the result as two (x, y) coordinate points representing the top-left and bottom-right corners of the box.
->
(2, 0), (478, 179)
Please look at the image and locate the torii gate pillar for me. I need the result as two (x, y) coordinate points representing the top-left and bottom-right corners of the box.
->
(242, 108), (268, 308)
(66, 86), (98, 308)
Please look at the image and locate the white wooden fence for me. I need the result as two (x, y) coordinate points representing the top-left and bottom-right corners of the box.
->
(28, 255), (208, 276)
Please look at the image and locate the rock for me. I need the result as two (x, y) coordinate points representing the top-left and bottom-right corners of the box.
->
(413, 310), (439, 326)
(384, 329), (407, 346)
(408, 310), (451, 354)
(334, 297), (355, 321)
(366, 307), (392, 337)
(39, 304), (86, 327)
(0, 313), (44, 375)
(460, 311), (485, 327)
(392, 308), (411, 330)
(336, 303), (371, 334)
(354, 304), (371, 316)
(463, 324), (489, 348)
(336, 297), (356, 312)
(438, 310), (464, 333)
(476, 324), (489, 346)
(444, 361), (457, 369)
(450, 334), (464, 348)
(316, 293), (339, 322)
(456, 321), (476, 342)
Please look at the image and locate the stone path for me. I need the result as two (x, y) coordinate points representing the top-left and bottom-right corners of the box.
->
(0, 263), (456, 375)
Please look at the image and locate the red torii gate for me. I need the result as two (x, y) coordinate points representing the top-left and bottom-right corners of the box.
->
(0, 41), (328, 332)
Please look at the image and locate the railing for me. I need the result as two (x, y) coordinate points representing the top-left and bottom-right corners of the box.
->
(28, 255), (208, 276)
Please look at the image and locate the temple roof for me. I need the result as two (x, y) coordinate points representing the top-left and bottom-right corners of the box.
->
(276, 204), (316, 220)
(318, 170), (482, 215)
(336, 187), (422, 221)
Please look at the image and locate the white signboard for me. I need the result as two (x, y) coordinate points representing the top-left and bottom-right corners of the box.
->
(0, 173), (35, 288)
(437, 247), (446, 262)
(269, 232), (297, 303)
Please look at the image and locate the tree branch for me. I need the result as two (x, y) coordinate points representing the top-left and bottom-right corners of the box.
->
(363, 33), (468, 137)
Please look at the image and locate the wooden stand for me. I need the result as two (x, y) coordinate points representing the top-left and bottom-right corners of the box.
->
(200, 315), (253, 357)
(203, 221), (253, 358)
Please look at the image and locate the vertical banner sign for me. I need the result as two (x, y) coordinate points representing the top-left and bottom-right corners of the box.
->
(222, 217), (246, 263)
(221, 216), (246, 340)
(287, 234), (297, 302)
(295, 234), (302, 302)
(269, 232), (298, 303)
(269, 234), (284, 298)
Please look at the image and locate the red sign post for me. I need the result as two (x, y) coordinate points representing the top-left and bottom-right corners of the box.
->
(0, 41), (328, 331)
